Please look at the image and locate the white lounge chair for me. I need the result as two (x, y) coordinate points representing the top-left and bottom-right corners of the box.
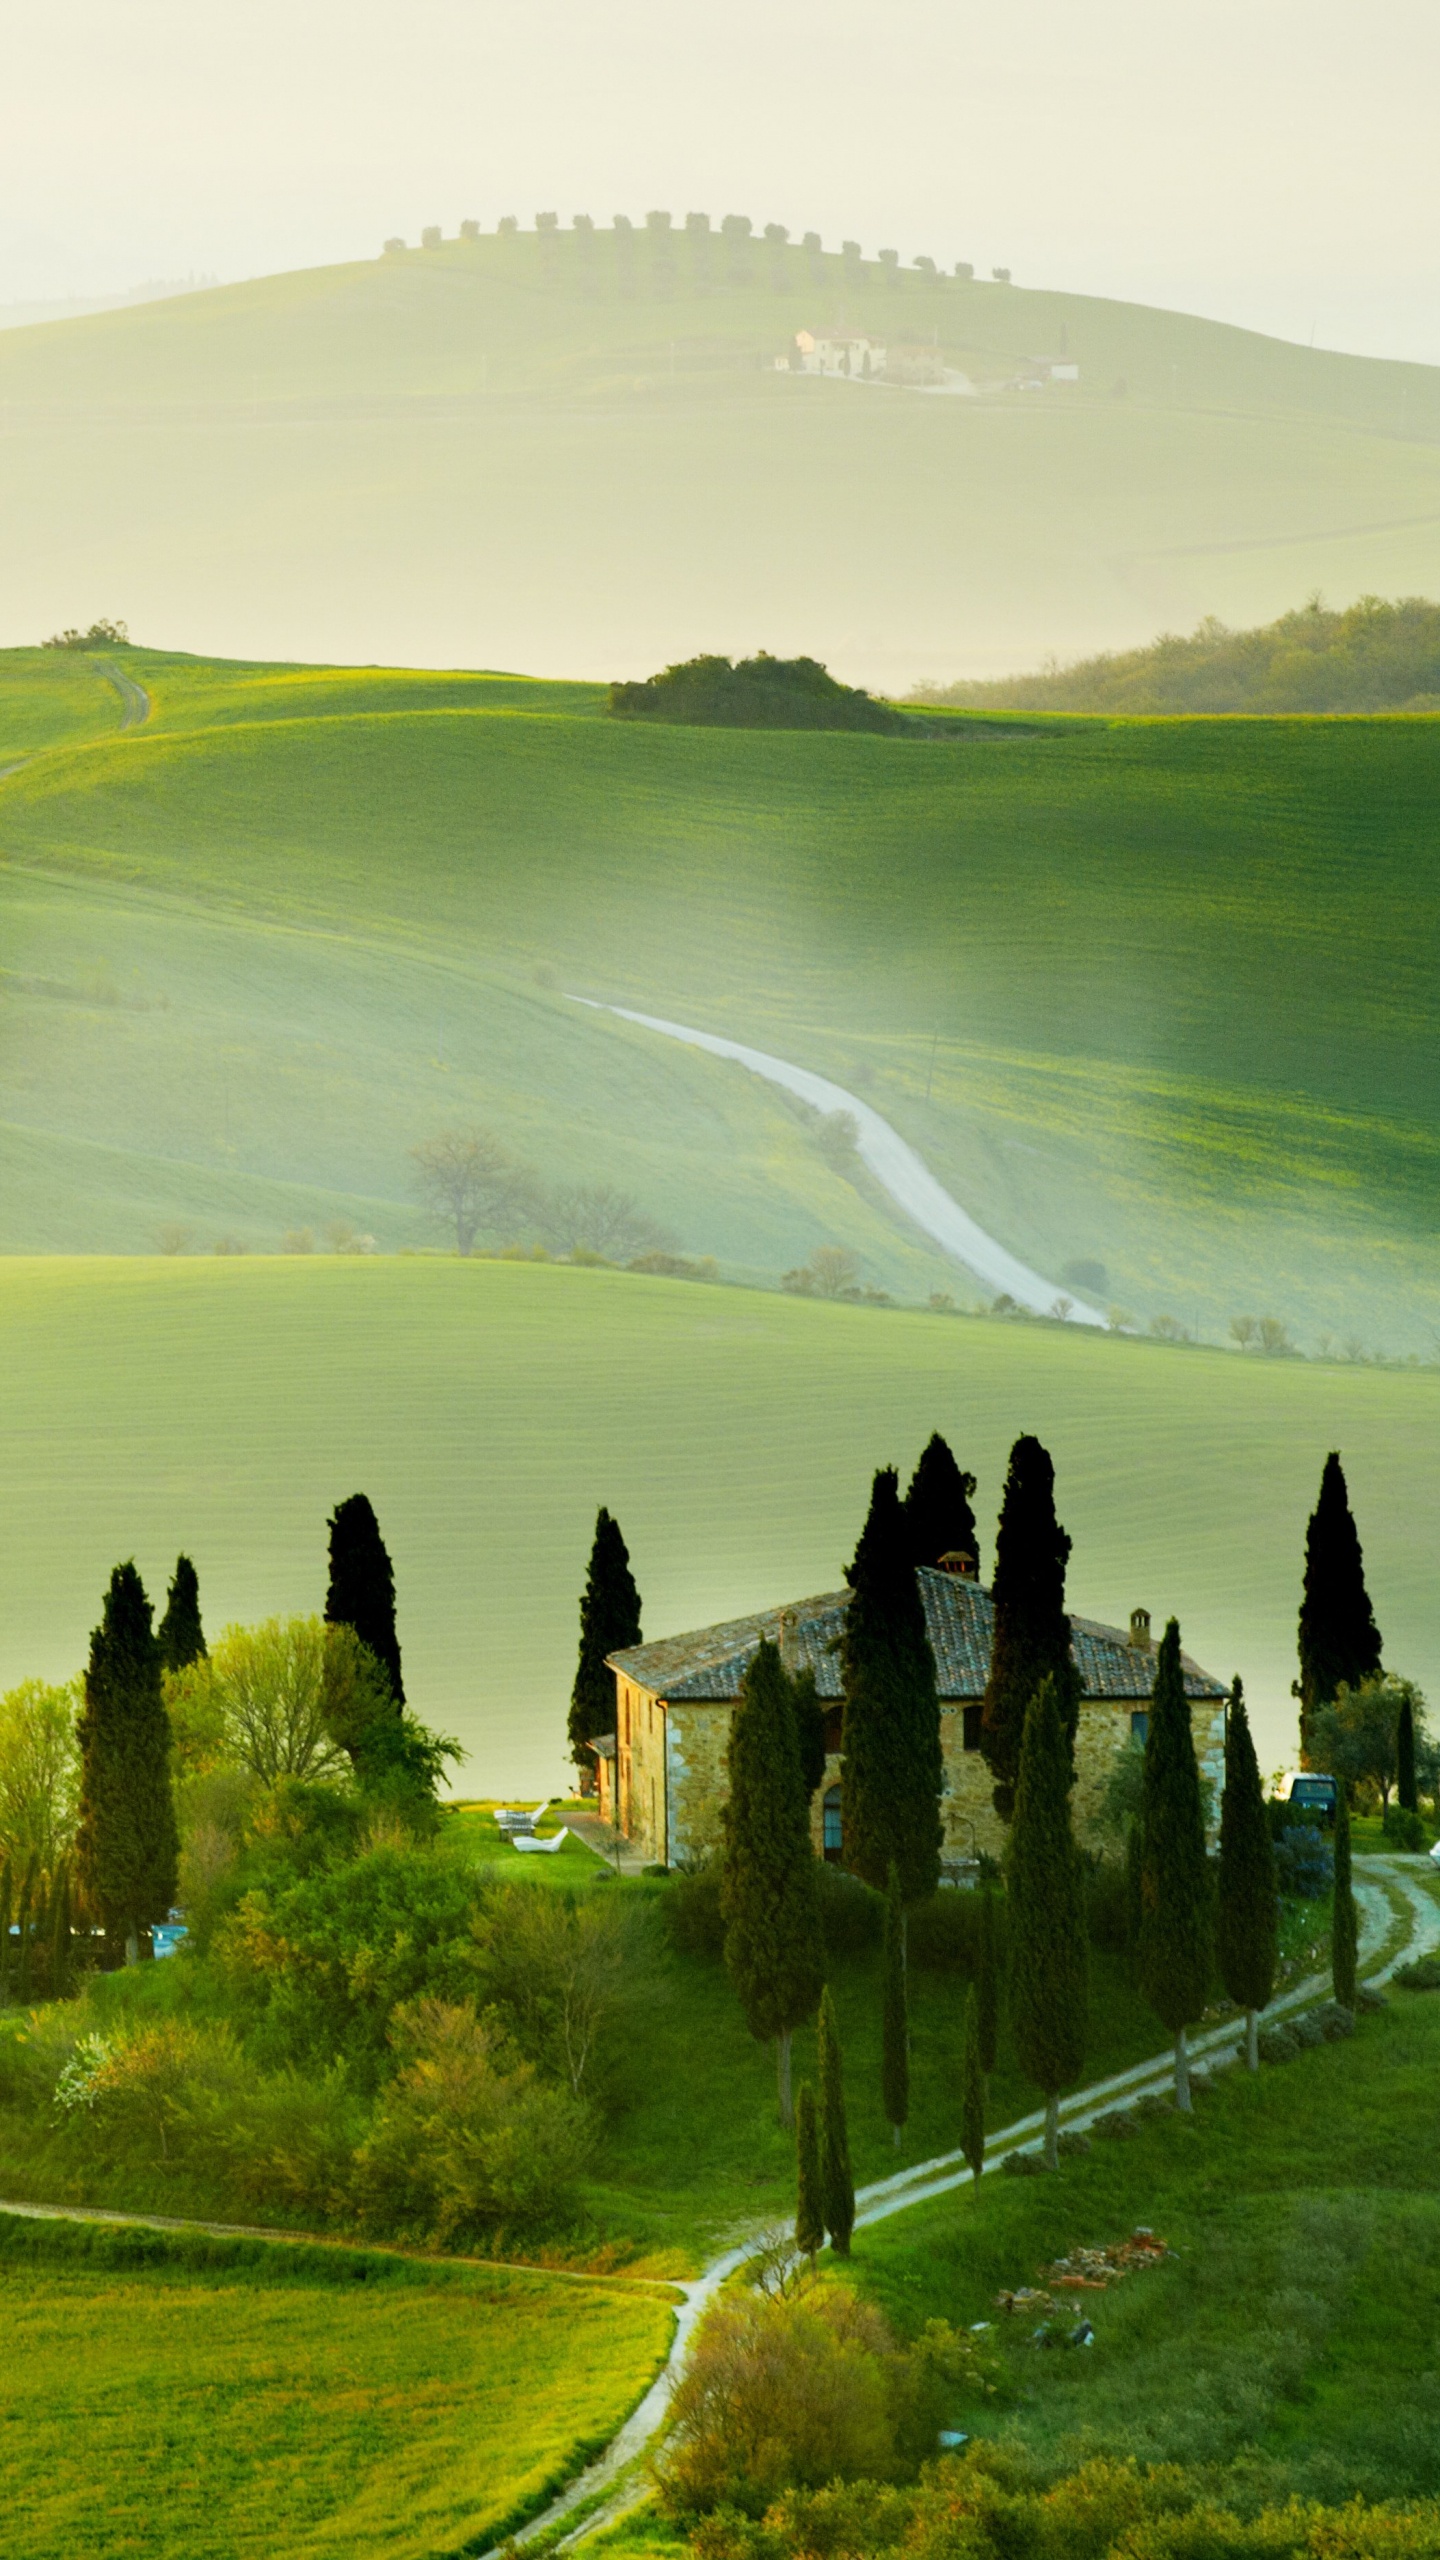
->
(513, 1828), (569, 1855)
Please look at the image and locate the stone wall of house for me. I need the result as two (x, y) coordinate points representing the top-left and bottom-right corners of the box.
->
(666, 1701), (733, 1866)
(616, 1676), (668, 1865)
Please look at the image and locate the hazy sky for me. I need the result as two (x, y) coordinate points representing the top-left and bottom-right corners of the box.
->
(4, 0), (1438, 362)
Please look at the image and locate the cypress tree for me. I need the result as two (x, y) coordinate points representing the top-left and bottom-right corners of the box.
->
(1332, 1790), (1358, 2010)
(1124, 1819), (1144, 1959)
(903, 1433), (980, 1573)
(794, 2082), (824, 2258)
(1297, 1453), (1382, 1756)
(568, 1509), (643, 1776)
(48, 1863), (73, 2001)
(157, 1555), (206, 1671)
(975, 1879), (999, 2075)
(790, 1664), (829, 1801)
(840, 1469), (943, 1901)
(325, 1494), (404, 1705)
(76, 1562), (179, 1965)
(1216, 1680), (1278, 2071)
(816, 1985), (854, 2256)
(1007, 1676), (1087, 2168)
(960, 1984), (985, 2201)
(1397, 1691), (1418, 1815)
(721, 1638), (824, 2126)
(981, 1436), (1082, 1818)
(1137, 1618), (1212, 2110)
(881, 1861), (909, 2150)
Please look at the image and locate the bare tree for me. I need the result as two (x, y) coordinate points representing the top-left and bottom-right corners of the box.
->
(411, 1128), (538, 1255)
(544, 1183), (674, 1264)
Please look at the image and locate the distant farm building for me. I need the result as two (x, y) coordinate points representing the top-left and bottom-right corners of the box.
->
(794, 330), (886, 378)
(600, 1561), (1227, 1870)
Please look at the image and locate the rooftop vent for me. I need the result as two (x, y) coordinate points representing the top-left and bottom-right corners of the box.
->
(1129, 1607), (1152, 1649)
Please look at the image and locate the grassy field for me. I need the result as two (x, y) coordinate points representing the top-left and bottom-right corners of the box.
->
(0, 2213), (671, 2559)
(3, 654), (1439, 1348)
(3, 229), (1440, 687)
(848, 1902), (1440, 2505)
(0, 1258), (1436, 1790)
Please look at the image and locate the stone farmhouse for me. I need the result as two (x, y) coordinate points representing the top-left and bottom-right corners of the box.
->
(600, 1560), (1228, 1870)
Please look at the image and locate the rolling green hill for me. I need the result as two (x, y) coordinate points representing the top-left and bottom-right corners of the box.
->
(2, 1258), (1436, 1792)
(4, 226), (1440, 685)
(1, 645), (1436, 1351)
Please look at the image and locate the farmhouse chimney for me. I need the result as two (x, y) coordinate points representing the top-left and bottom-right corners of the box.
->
(778, 1608), (802, 1670)
(1129, 1607), (1152, 1649)
(937, 1550), (977, 1579)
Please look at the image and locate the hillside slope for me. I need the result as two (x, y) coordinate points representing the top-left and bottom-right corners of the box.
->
(1, 647), (1436, 1351)
(4, 229), (1440, 684)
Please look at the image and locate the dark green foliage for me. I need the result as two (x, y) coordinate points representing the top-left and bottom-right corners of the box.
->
(1006, 1677), (1086, 2161)
(568, 1508), (642, 1773)
(1297, 1452), (1382, 1749)
(1272, 1821), (1334, 1899)
(1137, 1620), (1212, 2056)
(980, 1435), (1082, 1818)
(721, 1639), (824, 2119)
(902, 1434), (979, 1573)
(815, 1986), (854, 2255)
(976, 1883), (999, 2075)
(1217, 1682), (1278, 2031)
(1124, 1820), (1144, 1951)
(157, 1554), (206, 1670)
(812, 1861), (882, 1957)
(794, 2082), (824, 2257)
(76, 1561), (179, 1957)
(607, 652), (913, 735)
(839, 1469), (943, 1901)
(1332, 1790), (1358, 2009)
(903, 1885), (1008, 1982)
(960, 1985), (985, 2195)
(664, 1857), (878, 1965)
(1397, 1690), (1419, 1813)
(881, 1863), (908, 2145)
(790, 1667), (828, 1801)
(325, 1494), (404, 1704)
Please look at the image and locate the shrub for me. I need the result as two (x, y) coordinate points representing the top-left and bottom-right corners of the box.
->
(1258, 2022), (1299, 2063)
(472, 1883), (635, 2094)
(1273, 1824), (1334, 1899)
(1393, 1954), (1440, 1991)
(352, 1999), (592, 2239)
(1086, 1856), (1130, 1954)
(657, 2283), (995, 2515)
(1002, 2146), (1049, 2175)
(1384, 1805), (1429, 1852)
(664, 1861), (726, 1959)
(815, 1863), (883, 1959)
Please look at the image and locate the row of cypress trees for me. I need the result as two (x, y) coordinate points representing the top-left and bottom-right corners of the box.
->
(62, 1493), (406, 1969)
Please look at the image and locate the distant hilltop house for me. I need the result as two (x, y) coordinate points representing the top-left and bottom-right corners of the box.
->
(792, 330), (886, 378)
(787, 331), (976, 394)
(600, 1560), (1227, 1870)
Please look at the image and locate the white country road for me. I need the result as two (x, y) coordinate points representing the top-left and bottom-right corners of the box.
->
(0, 659), (149, 786)
(568, 998), (1105, 1324)
(0, 1858), (1429, 2555)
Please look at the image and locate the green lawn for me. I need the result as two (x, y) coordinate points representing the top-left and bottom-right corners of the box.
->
(0, 2215), (671, 2559)
(0, 1256), (1436, 1791)
(3, 230), (1440, 692)
(848, 1910), (1440, 2503)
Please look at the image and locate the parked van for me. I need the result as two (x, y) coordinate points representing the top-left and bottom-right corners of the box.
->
(1272, 1771), (1338, 1825)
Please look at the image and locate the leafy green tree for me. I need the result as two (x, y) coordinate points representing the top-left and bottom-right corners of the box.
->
(840, 1469), (942, 1900)
(568, 1509), (643, 1775)
(881, 1861), (909, 2150)
(325, 1494), (404, 1704)
(323, 1624), (460, 1821)
(721, 1638), (824, 2125)
(1312, 1673), (1422, 1814)
(975, 1880), (999, 2074)
(903, 1434), (979, 1572)
(794, 2082), (824, 2258)
(1332, 1790), (1358, 2009)
(1297, 1452), (1382, 1753)
(960, 1984), (985, 2199)
(1006, 1676), (1086, 2167)
(1137, 1619), (1211, 2109)
(157, 1556), (206, 1670)
(815, 1985), (854, 2254)
(76, 1563), (179, 1964)
(0, 1678), (79, 1879)
(981, 1436), (1081, 1817)
(1216, 1680), (1277, 2070)
(1398, 1688), (1419, 1814)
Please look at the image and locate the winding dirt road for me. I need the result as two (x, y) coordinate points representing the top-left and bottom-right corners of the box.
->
(569, 999), (1106, 1323)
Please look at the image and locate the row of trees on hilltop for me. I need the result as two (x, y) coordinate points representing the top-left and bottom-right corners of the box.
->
(918, 594), (1440, 715)
(386, 215), (991, 289)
